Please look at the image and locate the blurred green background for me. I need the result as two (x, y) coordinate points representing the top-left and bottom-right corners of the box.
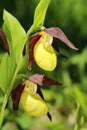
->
(0, 0), (87, 130)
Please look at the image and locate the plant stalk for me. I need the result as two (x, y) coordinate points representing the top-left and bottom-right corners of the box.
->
(0, 59), (22, 128)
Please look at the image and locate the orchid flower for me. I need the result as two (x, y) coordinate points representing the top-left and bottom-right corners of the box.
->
(28, 27), (78, 71)
(11, 73), (63, 121)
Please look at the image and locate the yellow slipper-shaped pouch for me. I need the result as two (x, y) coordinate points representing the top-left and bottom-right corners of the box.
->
(20, 92), (48, 117)
(34, 31), (57, 71)
(20, 80), (48, 117)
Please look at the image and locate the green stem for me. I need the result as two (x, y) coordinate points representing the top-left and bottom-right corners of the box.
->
(0, 27), (33, 127)
(0, 59), (22, 128)
(26, 24), (43, 41)
(0, 95), (7, 127)
(0, 24), (41, 128)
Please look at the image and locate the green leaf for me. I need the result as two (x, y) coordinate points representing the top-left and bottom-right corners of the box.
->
(34, 0), (51, 26)
(0, 10), (27, 92)
(3, 10), (26, 65)
(73, 87), (87, 115)
(26, 0), (51, 37)
(0, 10), (27, 126)
(16, 113), (32, 129)
(0, 53), (16, 92)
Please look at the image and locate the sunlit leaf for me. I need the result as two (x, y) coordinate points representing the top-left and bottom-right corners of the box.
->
(34, 0), (51, 26)
(26, 0), (51, 37)
(0, 53), (16, 92)
(0, 10), (27, 92)
(3, 10), (26, 64)
(73, 87), (87, 115)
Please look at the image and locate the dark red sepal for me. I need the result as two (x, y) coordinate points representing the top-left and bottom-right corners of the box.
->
(11, 83), (25, 111)
(44, 27), (78, 50)
(52, 38), (68, 61)
(28, 34), (41, 68)
(28, 73), (63, 86)
(37, 86), (44, 99)
(36, 85), (52, 121)
(43, 75), (63, 86)
(47, 112), (52, 121)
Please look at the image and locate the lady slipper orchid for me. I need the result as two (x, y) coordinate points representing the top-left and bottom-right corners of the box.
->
(11, 73), (63, 121)
(28, 27), (78, 71)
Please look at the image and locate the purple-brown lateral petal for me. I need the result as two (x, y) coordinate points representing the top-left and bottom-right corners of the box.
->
(28, 73), (63, 86)
(28, 34), (41, 68)
(36, 85), (52, 121)
(52, 38), (68, 61)
(43, 75), (63, 86)
(52, 38), (59, 52)
(47, 112), (52, 121)
(44, 27), (78, 50)
(0, 29), (9, 53)
(11, 83), (25, 111)
(28, 74), (44, 86)
(37, 86), (44, 99)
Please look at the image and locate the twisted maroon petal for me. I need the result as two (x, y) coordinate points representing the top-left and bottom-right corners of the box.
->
(28, 34), (41, 68)
(44, 27), (78, 50)
(37, 86), (44, 99)
(36, 85), (52, 121)
(47, 112), (52, 121)
(11, 83), (25, 111)
(52, 38), (68, 61)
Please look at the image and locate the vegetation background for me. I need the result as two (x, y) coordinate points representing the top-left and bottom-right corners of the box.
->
(0, 0), (87, 129)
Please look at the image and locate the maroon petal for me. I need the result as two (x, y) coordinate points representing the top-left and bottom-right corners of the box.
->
(52, 38), (68, 61)
(28, 73), (63, 86)
(43, 75), (63, 86)
(52, 38), (59, 52)
(28, 34), (41, 68)
(37, 86), (44, 99)
(47, 112), (52, 121)
(0, 29), (9, 53)
(36, 86), (52, 121)
(44, 27), (78, 50)
(11, 83), (25, 111)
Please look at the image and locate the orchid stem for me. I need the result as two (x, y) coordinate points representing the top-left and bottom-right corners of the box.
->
(0, 58), (22, 128)
(0, 25), (36, 128)
(0, 95), (7, 128)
